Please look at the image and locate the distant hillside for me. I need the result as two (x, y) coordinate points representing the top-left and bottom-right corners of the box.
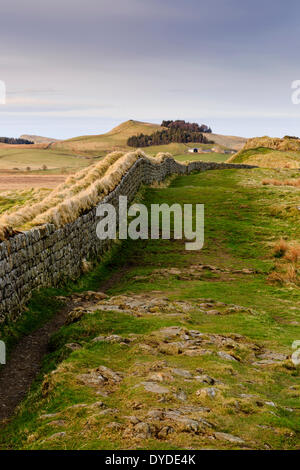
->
(208, 133), (246, 151)
(52, 120), (245, 156)
(20, 134), (60, 144)
(52, 120), (163, 156)
(227, 136), (300, 168)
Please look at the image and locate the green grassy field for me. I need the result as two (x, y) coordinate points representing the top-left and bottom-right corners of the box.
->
(0, 167), (299, 450)
(174, 152), (228, 162)
(0, 189), (51, 215)
(0, 147), (91, 171)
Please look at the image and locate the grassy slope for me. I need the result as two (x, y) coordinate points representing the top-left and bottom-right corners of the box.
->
(1, 168), (299, 450)
(228, 136), (300, 168)
(52, 120), (163, 156)
(228, 147), (300, 168)
(208, 133), (246, 151)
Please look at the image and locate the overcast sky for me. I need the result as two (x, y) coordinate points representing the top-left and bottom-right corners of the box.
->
(0, 0), (300, 139)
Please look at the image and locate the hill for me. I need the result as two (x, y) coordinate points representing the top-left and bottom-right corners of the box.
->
(52, 120), (163, 156)
(209, 133), (246, 151)
(0, 121), (246, 192)
(228, 136), (300, 168)
(53, 120), (246, 157)
(20, 134), (60, 144)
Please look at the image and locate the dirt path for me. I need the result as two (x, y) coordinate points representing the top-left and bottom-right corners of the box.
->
(0, 260), (134, 424)
(0, 304), (72, 423)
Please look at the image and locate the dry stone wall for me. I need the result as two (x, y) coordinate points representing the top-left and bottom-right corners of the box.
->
(0, 157), (256, 322)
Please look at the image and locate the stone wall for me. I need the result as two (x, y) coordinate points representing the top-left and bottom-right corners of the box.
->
(0, 157), (256, 322)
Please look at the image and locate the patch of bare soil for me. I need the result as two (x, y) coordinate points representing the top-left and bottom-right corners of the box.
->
(0, 304), (72, 423)
(0, 174), (67, 190)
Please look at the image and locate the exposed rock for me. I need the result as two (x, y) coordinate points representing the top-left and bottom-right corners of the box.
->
(173, 390), (187, 402)
(147, 409), (164, 420)
(172, 368), (193, 378)
(158, 326), (184, 338)
(65, 308), (90, 325)
(45, 432), (66, 441)
(217, 351), (238, 362)
(157, 425), (174, 439)
(195, 374), (215, 385)
(206, 310), (221, 315)
(46, 420), (66, 427)
(77, 365), (123, 390)
(265, 401), (276, 407)
(92, 334), (130, 344)
(97, 408), (118, 416)
(126, 415), (141, 425)
(138, 344), (158, 355)
(105, 422), (122, 431)
(73, 291), (108, 301)
(180, 405), (211, 414)
(163, 411), (212, 433)
(65, 343), (82, 351)
(141, 382), (170, 394)
(92, 336), (106, 343)
(134, 422), (153, 439)
(196, 387), (219, 399)
(148, 371), (174, 382)
(214, 432), (245, 444)
(253, 359), (281, 366)
(39, 413), (60, 420)
(66, 403), (88, 410)
(89, 401), (104, 409)
(257, 351), (287, 361)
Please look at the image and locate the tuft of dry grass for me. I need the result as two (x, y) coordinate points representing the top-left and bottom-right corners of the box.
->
(237, 136), (300, 153)
(262, 178), (300, 187)
(273, 238), (289, 258)
(268, 239), (300, 285)
(284, 244), (300, 263)
(268, 265), (298, 285)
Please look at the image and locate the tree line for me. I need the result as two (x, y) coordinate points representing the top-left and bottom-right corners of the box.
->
(127, 120), (213, 148)
(0, 137), (33, 144)
(161, 120), (212, 133)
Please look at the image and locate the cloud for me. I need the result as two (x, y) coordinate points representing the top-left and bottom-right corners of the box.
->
(0, 0), (299, 137)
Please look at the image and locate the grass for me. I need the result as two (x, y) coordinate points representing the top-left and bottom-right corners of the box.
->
(228, 136), (300, 168)
(0, 189), (51, 215)
(0, 147), (90, 171)
(174, 152), (228, 163)
(0, 167), (299, 450)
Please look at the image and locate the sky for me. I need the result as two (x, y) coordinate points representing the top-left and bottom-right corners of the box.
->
(0, 0), (300, 139)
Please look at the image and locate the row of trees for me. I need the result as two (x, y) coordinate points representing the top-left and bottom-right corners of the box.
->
(161, 120), (212, 133)
(127, 127), (213, 147)
(0, 137), (33, 144)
